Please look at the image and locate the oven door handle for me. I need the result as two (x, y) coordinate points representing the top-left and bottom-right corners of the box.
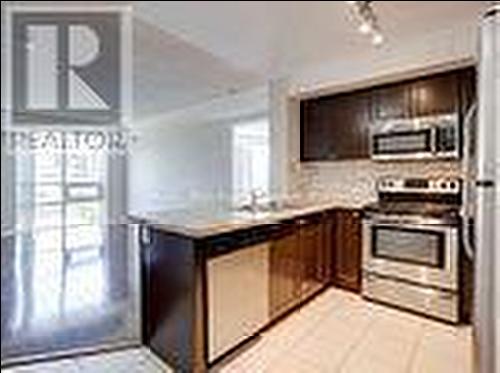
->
(365, 219), (455, 232)
(364, 212), (455, 228)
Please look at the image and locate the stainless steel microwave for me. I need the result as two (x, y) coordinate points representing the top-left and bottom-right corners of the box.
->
(371, 114), (460, 161)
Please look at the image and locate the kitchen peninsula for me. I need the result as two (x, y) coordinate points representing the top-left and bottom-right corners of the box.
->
(132, 202), (364, 372)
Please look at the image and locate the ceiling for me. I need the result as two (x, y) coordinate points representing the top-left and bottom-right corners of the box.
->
(1, 1), (489, 119)
(136, 1), (487, 76)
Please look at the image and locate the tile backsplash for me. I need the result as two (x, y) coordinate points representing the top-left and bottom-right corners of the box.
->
(291, 159), (462, 206)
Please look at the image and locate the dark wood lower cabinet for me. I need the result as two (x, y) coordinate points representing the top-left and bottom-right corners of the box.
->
(298, 214), (326, 300)
(270, 223), (300, 319)
(269, 209), (363, 319)
(269, 212), (334, 320)
(141, 208), (363, 372)
(332, 209), (363, 293)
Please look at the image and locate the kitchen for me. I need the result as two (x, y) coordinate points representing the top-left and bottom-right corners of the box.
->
(1, 2), (499, 373)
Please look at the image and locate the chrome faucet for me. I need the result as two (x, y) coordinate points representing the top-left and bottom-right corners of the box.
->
(248, 189), (265, 213)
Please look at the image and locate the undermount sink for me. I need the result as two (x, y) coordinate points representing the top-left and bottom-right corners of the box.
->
(235, 201), (304, 214)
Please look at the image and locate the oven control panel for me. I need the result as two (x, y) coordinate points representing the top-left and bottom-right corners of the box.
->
(378, 177), (461, 194)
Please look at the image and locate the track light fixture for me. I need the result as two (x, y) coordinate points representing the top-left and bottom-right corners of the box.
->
(346, 1), (385, 46)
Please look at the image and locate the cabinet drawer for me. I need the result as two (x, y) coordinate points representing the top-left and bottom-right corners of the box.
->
(363, 273), (459, 323)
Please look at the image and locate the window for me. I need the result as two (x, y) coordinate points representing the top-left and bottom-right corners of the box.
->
(232, 117), (270, 205)
(14, 149), (108, 322)
(16, 151), (107, 247)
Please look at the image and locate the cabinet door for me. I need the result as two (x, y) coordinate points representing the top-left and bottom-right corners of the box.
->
(321, 94), (356, 160)
(296, 220), (309, 301)
(373, 82), (412, 121)
(355, 91), (373, 158)
(269, 233), (284, 319)
(270, 227), (299, 319)
(301, 99), (329, 161)
(301, 91), (371, 161)
(412, 71), (459, 117)
(297, 217), (324, 300)
(322, 92), (371, 160)
(321, 213), (335, 284)
(333, 210), (362, 293)
(270, 214), (333, 320)
(457, 66), (477, 118)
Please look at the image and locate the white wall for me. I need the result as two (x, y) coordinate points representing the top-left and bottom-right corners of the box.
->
(128, 86), (269, 213)
(128, 118), (232, 212)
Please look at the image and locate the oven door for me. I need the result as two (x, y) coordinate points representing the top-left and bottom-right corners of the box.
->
(371, 128), (434, 160)
(362, 215), (459, 290)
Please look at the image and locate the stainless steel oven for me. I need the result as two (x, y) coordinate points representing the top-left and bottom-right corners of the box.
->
(363, 214), (459, 290)
(371, 114), (460, 161)
(362, 176), (462, 323)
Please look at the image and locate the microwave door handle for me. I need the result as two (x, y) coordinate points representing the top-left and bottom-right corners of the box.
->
(431, 125), (437, 154)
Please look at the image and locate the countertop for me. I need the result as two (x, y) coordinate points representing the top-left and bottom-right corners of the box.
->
(129, 199), (369, 239)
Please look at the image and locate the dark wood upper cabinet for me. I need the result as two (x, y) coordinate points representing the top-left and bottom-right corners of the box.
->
(300, 67), (475, 162)
(373, 71), (460, 120)
(301, 90), (371, 161)
(412, 71), (459, 117)
(457, 66), (477, 118)
(300, 99), (329, 161)
(373, 81), (412, 121)
(324, 91), (372, 160)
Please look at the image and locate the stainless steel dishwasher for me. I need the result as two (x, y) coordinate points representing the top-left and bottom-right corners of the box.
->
(207, 241), (270, 362)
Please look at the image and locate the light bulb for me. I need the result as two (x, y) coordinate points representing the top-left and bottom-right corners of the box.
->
(372, 33), (384, 46)
(358, 22), (372, 34)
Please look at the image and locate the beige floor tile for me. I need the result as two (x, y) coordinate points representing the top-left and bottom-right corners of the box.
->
(218, 359), (268, 373)
(263, 316), (322, 350)
(410, 324), (473, 373)
(368, 316), (423, 345)
(268, 353), (329, 373)
(411, 350), (473, 373)
(348, 334), (416, 371)
(340, 354), (402, 373)
(297, 344), (350, 372)
(343, 309), (422, 371)
(3, 290), (473, 373)
(303, 316), (370, 350)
